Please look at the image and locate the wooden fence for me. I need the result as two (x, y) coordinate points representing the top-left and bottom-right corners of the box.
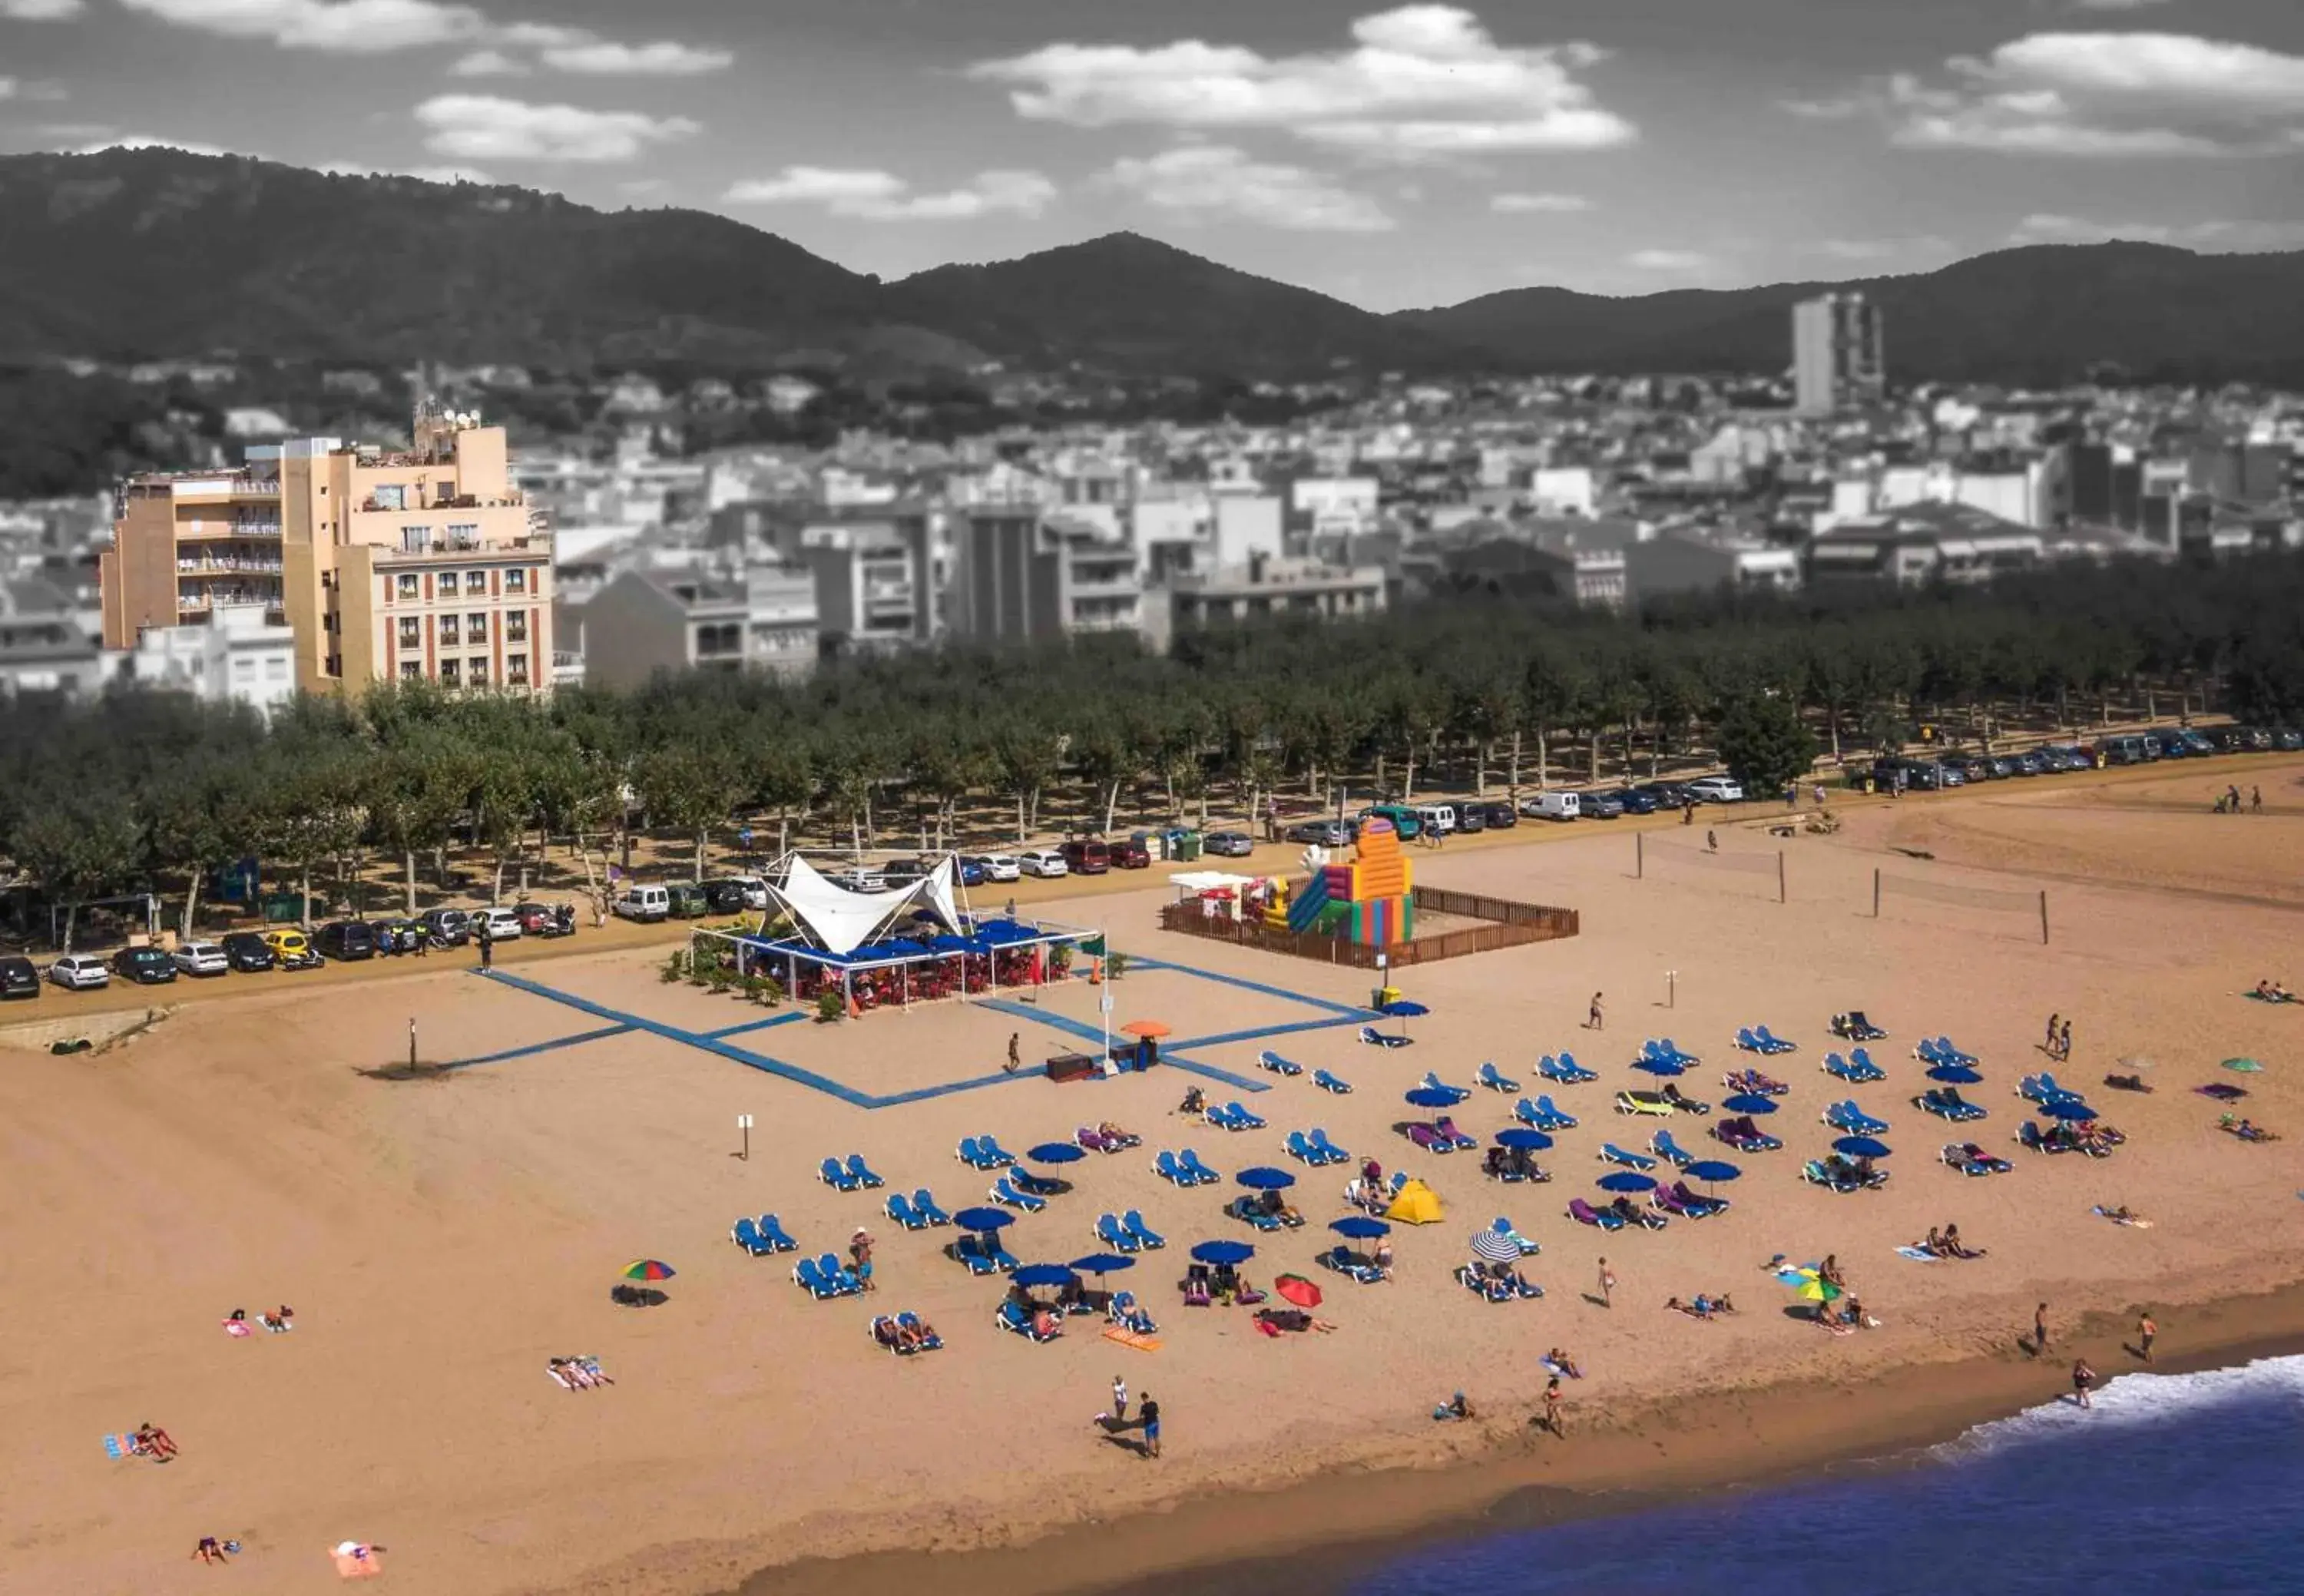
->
(1157, 883), (1577, 969)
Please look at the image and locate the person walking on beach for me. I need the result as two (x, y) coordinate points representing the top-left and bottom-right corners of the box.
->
(1544, 1375), (1565, 1437)
(2252, 786), (2263, 815)
(2138, 1313), (2157, 1363)
(1587, 992), (1604, 1031)
(1005, 1032), (1021, 1074)
(2058, 1019), (2073, 1062)
(1598, 1258), (1617, 1309)
(1139, 1394), (1161, 1459)
(2044, 1014), (2060, 1058)
(2072, 1359), (2097, 1409)
(477, 919), (494, 969)
(2034, 1303), (2051, 1354)
(1111, 1373), (1129, 1424)
(1706, 829), (1718, 853)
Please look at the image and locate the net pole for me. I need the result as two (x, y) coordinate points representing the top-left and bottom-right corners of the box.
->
(1872, 868), (1882, 919)
(1777, 851), (1787, 906)
(2040, 890), (2050, 946)
(1636, 831), (1644, 879)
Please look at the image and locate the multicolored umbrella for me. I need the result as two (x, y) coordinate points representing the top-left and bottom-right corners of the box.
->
(1469, 1228), (1523, 1263)
(1274, 1273), (1323, 1309)
(620, 1260), (676, 1282)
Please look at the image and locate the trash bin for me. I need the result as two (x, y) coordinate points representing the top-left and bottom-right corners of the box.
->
(1174, 830), (1203, 862)
(1373, 985), (1402, 1009)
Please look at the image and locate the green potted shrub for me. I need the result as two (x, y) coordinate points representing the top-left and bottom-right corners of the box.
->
(816, 988), (846, 1023)
(659, 949), (688, 984)
(1105, 950), (1130, 982)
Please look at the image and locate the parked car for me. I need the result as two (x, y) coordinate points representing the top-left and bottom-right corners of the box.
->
(47, 952), (110, 991)
(112, 945), (179, 985)
(699, 879), (750, 915)
(418, 906), (471, 945)
(2099, 733), (2159, 766)
(1111, 835), (1152, 869)
(656, 883), (705, 919)
(1929, 760), (1969, 787)
(1685, 776), (1745, 803)
(1204, 830), (1256, 858)
(1476, 801), (1518, 829)
(514, 902), (577, 937)
(1634, 782), (1691, 810)
(1287, 819), (1352, 847)
(173, 940), (231, 977)
(1610, 787), (1658, 815)
(0, 955), (39, 998)
(717, 874), (770, 909)
(970, 854), (1021, 883)
(1579, 789), (1626, 820)
(2276, 728), (2304, 751)
(1357, 803), (1423, 840)
(260, 927), (324, 969)
(316, 919), (377, 962)
(822, 867), (886, 892)
(221, 932), (277, 972)
(955, 856), (988, 887)
(1455, 806), (1487, 834)
(1524, 790), (1581, 822)
(880, 858), (931, 889)
(1060, 839), (1111, 876)
(1017, 849), (1070, 879)
(371, 917), (425, 954)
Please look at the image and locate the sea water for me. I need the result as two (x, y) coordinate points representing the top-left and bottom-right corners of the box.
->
(1352, 1356), (2304, 1596)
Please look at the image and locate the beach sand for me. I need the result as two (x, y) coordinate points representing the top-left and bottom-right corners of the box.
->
(6, 758), (2304, 1596)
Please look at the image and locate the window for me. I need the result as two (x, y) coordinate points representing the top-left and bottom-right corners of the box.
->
(506, 652), (528, 684)
(439, 615), (460, 646)
(397, 574), (420, 600)
(505, 568), (527, 594)
(505, 612), (527, 642)
(439, 658), (460, 685)
(266, 657), (287, 680)
(468, 657), (490, 687)
(400, 525), (427, 553)
(399, 618), (421, 648)
(465, 569), (485, 591)
(437, 571), (458, 598)
(400, 661), (422, 681)
(466, 612), (488, 644)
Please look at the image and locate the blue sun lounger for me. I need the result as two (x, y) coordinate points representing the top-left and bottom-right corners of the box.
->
(1476, 1061), (1521, 1094)
(1309, 1127), (1350, 1164)
(1154, 1150), (1193, 1186)
(992, 1177), (1046, 1213)
(819, 1156), (862, 1192)
(1313, 1068), (1353, 1094)
(1650, 1128), (1696, 1167)
(844, 1154), (886, 1189)
(1541, 1051), (1598, 1084)
(1180, 1147), (1221, 1184)
(731, 1217), (773, 1255)
(1257, 1050), (1306, 1076)
(1123, 1209), (1166, 1249)
(1097, 1212), (1143, 1253)
(756, 1214), (799, 1252)
(910, 1189), (951, 1226)
(1600, 1142), (1658, 1170)
(884, 1192), (925, 1230)
(1360, 1025), (1412, 1048)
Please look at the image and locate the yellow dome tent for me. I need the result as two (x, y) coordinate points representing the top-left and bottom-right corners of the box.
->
(1385, 1178), (1444, 1225)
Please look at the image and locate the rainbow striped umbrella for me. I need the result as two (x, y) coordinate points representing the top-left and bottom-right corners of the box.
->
(620, 1260), (677, 1282)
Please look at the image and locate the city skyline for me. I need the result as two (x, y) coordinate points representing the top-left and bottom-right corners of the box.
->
(0, 1), (2300, 310)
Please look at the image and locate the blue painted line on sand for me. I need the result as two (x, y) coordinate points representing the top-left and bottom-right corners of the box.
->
(1170, 1015), (1370, 1053)
(1129, 956), (1378, 1018)
(442, 1022), (634, 1071)
(702, 1011), (813, 1041)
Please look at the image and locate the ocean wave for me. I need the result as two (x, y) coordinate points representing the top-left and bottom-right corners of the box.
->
(1932, 1353), (2304, 1461)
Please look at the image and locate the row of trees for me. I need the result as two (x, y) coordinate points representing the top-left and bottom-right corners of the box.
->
(4, 549), (2302, 946)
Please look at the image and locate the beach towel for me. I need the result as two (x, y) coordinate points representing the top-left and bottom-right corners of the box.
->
(1540, 1358), (1583, 1379)
(101, 1432), (141, 1460)
(1895, 1247), (1940, 1262)
(332, 1544), (386, 1580)
(2091, 1205), (2153, 1227)
(223, 1319), (253, 1337)
(1101, 1326), (1163, 1353)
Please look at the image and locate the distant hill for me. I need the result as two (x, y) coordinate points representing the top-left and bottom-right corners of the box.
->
(883, 232), (1452, 377)
(1391, 243), (2304, 386)
(1, 151), (2299, 384)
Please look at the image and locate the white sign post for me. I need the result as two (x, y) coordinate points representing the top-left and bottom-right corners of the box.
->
(737, 1113), (753, 1163)
(1666, 971), (1677, 1011)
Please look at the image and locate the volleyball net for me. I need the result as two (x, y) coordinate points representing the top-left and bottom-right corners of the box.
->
(1873, 869), (2049, 943)
(1636, 833), (1786, 903)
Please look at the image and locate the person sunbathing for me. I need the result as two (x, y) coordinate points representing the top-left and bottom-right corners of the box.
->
(1372, 1240), (1396, 1279)
(2100, 1204), (2145, 1225)
(192, 1536), (232, 1563)
(1030, 1306), (1063, 1339)
(2256, 979), (2295, 1002)
(1177, 1087), (1207, 1116)
(1667, 1296), (1712, 1320)
(1921, 1227), (1948, 1257)
(1546, 1348), (1584, 1379)
(575, 1354), (614, 1384)
(2226, 1118), (2280, 1142)
(1819, 1255), (1846, 1288)
(1432, 1390), (1475, 1420)
(1098, 1121), (1139, 1147)
(1256, 1307), (1335, 1333)
(1941, 1224), (1985, 1259)
(134, 1423), (177, 1459)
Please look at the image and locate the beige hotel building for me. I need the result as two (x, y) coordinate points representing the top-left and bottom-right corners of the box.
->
(105, 405), (554, 695)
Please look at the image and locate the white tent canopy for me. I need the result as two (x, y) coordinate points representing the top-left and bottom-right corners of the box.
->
(763, 853), (963, 956)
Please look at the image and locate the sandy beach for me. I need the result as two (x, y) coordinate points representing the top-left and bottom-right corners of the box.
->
(6, 755), (2304, 1596)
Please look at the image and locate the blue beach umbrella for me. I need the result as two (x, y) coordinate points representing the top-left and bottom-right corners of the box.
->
(1721, 1093), (1779, 1116)
(1235, 1166), (1296, 1190)
(1190, 1239), (1255, 1265)
(1379, 999), (1431, 1018)
(1028, 1142), (1087, 1164)
(1495, 1127), (1554, 1151)
(1070, 1253), (1137, 1276)
(1681, 1160), (1743, 1184)
(2041, 1099), (2099, 1121)
(953, 1207), (1013, 1233)
(1832, 1135), (1892, 1159)
(1597, 1171), (1657, 1194)
(1927, 1065), (1984, 1085)
(1010, 1263), (1078, 1289)
(1331, 1216), (1392, 1240)
(1633, 1058), (1687, 1079)
(1405, 1087), (1462, 1109)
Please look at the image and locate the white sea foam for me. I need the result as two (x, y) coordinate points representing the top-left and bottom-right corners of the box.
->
(1930, 1353), (2304, 1462)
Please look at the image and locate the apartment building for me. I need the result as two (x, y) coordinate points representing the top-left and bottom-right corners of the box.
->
(1806, 502), (2041, 585)
(1792, 293), (1886, 416)
(1168, 555), (1387, 629)
(125, 600), (298, 717)
(1, 572), (110, 700)
(570, 565), (819, 689)
(102, 463), (287, 648)
(951, 505), (1146, 642)
(282, 408), (553, 695)
(1625, 528), (1802, 605)
(800, 505), (940, 654)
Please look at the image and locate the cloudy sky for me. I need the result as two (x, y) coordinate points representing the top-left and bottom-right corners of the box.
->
(2, 0), (2300, 308)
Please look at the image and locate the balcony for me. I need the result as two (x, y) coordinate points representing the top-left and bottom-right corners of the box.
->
(178, 556), (283, 576)
(177, 518), (283, 540)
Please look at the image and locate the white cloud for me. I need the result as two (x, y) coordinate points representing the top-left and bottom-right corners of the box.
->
(541, 39), (732, 76)
(414, 94), (698, 163)
(2011, 213), (2304, 251)
(723, 166), (1056, 221)
(115, 0), (730, 75)
(1100, 145), (1394, 232)
(1819, 31), (2304, 156)
(1815, 235), (1954, 262)
(449, 48), (526, 76)
(1489, 191), (1589, 214)
(1626, 248), (1713, 272)
(2, 0), (87, 19)
(972, 5), (1634, 158)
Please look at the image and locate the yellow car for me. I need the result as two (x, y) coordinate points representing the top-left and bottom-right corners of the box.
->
(258, 928), (323, 969)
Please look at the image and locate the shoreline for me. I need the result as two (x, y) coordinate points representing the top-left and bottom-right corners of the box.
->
(715, 1275), (2304, 1596)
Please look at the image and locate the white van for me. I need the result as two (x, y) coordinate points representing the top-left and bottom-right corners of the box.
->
(1523, 790), (1581, 822)
(613, 883), (670, 923)
(1414, 803), (1458, 836)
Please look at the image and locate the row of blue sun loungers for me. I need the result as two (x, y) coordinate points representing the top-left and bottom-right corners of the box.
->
(1822, 1100), (1890, 1134)
(1942, 1142), (2013, 1176)
(1824, 1050), (1887, 1083)
(869, 1313), (943, 1354)
(818, 1154), (885, 1191)
(949, 1233), (1019, 1275)
(956, 1136), (1018, 1170)
(1541, 1054), (1599, 1084)
(730, 1214), (800, 1254)
(1154, 1148), (1223, 1186)
(794, 1253), (866, 1298)
(2018, 1074), (2081, 1104)
(884, 1190), (953, 1229)
(1734, 1025), (1797, 1055)
(1206, 1101), (1268, 1131)
(1514, 1096), (1578, 1131)
(1715, 1116), (1783, 1151)
(1096, 1210), (1168, 1250)
(1285, 1129), (1352, 1165)
(1916, 1088), (1988, 1122)
(1254, 1051), (1356, 1093)
(1803, 1155), (1889, 1192)
(1916, 1037), (1979, 1067)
